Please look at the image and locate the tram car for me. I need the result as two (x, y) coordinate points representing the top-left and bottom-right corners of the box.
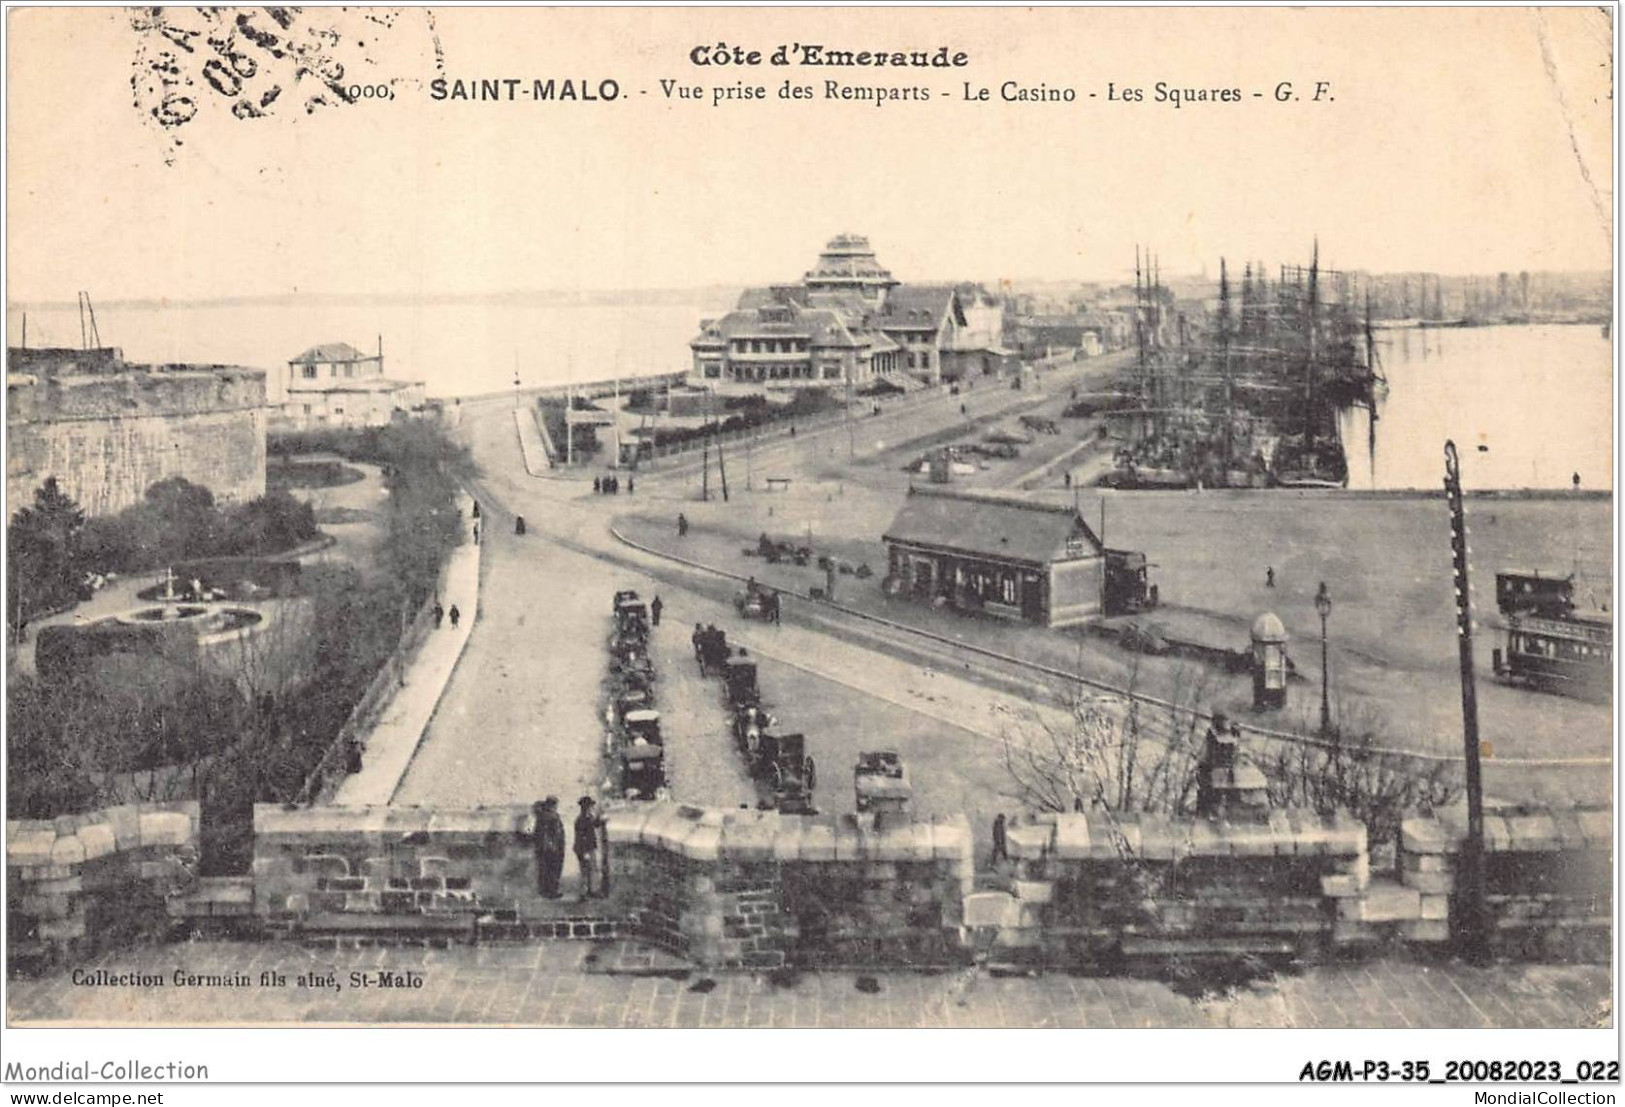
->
(1492, 571), (1612, 701)
(759, 732), (817, 814)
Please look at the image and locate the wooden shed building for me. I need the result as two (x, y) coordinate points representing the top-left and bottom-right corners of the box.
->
(881, 486), (1107, 627)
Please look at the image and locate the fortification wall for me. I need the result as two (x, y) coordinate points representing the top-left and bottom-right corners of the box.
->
(5, 801), (201, 970)
(96, 800), (1609, 976)
(1401, 806), (1611, 961)
(7, 367), (267, 515)
(998, 809), (1370, 965)
(250, 803), (975, 967)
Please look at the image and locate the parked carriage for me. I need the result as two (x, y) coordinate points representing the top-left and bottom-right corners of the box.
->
(731, 703), (775, 760)
(614, 684), (654, 722)
(617, 708), (665, 800)
(620, 742), (665, 801)
(696, 627), (731, 676)
(759, 732), (816, 814)
(614, 596), (650, 640)
(722, 655), (759, 708)
(854, 750), (911, 815)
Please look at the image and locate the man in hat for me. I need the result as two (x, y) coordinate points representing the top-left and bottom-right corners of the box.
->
(574, 797), (602, 899)
(533, 797), (566, 898)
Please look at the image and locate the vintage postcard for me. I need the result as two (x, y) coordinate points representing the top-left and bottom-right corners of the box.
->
(2, 2), (1615, 1087)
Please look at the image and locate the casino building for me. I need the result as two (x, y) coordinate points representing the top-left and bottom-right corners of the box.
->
(689, 235), (1011, 392)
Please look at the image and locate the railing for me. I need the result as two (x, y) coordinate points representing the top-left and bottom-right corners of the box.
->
(295, 572), (445, 806)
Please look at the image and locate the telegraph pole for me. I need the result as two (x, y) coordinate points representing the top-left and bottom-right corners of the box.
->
(1444, 439), (1490, 964)
(700, 388), (711, 502)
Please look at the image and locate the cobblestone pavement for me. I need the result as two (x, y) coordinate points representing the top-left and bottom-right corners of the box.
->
(8, 940), (1609, 1029)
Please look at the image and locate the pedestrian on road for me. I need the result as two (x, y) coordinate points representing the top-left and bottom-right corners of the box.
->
(990, 813), (1009, 866)
(1064, 471), (1072, 489)
(677, 513), (689, 538)
(472, 523), (480, 545)
(344, 735), (363, 775)
(650, 595), (663, 626)
(768, 590), (781, 624)
(692, 623), (705, 663)
(433, 601), (445, 629)
(574, 797), (601, 899)
(1265, 566), (1275, 589)
(449, 604), (461, 629)
(627, 475), (635, 495)
(532, 798), (566, 898)
(472, 501), (480, 519)
(515, 516), (527, 536)
(593, 476), (602, 494)
(960, 403), (967, 416)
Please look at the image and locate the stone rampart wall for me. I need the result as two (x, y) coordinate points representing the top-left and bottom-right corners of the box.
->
(5, 801), (200, 970)
(249, 803), (974, 967)
(195, 801), (1622, 974)
(999, 809), (1369, 965)
(7, 368), (267, 515)
(1401, 807), (1611, 961)
(602, 804), (975, 968)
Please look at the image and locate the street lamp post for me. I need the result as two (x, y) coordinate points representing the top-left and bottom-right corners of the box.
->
(1315, 581), (1333, 739)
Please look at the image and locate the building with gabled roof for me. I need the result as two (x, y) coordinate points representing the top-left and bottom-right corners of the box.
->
(882, 485), (1108, 626)
(276, 338), (427, 429)
(689, 235), (1008, 391)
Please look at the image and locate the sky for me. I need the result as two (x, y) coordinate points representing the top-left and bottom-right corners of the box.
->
(6, 6), (1614, 303)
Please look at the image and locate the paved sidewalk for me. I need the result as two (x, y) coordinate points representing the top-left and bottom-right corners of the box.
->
(334, 492), (482, 805)
(8, 939), (1609, 1029)
(513, 405), (551, 475)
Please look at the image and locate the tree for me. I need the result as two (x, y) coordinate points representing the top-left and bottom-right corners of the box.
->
(8, 478), (88, 634)
(1258, 701), (1460, 867)
(998, 659), (1209, 817)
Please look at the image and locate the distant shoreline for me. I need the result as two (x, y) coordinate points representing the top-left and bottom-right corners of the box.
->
(5, 288), (741, 312)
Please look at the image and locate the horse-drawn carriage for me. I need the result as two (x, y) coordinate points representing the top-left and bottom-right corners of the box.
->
(722, 655), (759, 709)
(618, 708), (664, 800)
(695, 626), (730, 676)
(854, 750), (911, 815)
(758, 732), (816, 814)
(731, 703), (775, 759)
(733, 583), (780, 623)
(613, 591), (650, 640)
(613, 683), (654, 722)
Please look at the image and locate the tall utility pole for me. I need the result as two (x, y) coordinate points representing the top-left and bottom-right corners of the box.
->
(1444, 439), (1490, 964)
(845, 367), (856, 459)
(715, 404), (731, 503)
(701, 388), (712, 501)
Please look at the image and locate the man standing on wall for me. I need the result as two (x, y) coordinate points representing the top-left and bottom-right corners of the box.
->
(534, 797), (566, 898)
(574, 797), (602, 899)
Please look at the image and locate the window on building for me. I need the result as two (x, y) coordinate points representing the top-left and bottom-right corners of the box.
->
(302, 404), (312, 415)
(1000, 575), (1017, 605)
(301, 365), (317, 379)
